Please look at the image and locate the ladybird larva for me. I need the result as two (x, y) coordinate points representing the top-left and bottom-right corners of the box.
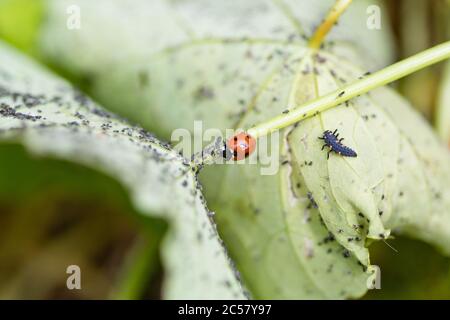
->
(318, 129), (357, 159)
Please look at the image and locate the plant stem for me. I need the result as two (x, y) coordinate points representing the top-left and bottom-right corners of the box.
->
(247, 40), (450, 139)
(308, 0), (353, 50)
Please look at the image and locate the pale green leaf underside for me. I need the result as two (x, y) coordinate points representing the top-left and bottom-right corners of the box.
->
(0, 42), (246, 299)
(39, 0), (395, 139)
(282, 52), (450, 262)
(36, 0), (450, 299)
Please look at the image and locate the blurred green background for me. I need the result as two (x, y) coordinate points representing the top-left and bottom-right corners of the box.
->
(0, 0), (449, 299)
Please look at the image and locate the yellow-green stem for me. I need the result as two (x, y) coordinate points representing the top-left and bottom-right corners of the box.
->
(309, 0), (353, 50)
(248, 41), (450, 138)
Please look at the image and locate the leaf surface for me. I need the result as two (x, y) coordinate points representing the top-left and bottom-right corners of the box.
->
(0, 41), (246, 299)
(33, 0), (450, 299)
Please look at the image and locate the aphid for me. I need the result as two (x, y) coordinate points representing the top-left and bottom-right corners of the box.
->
(318, 129), (357, 159)
(342, 250), (350, 258)
(225, 132), (256, 160)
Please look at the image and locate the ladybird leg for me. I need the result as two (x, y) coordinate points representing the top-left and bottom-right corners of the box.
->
(327, 150), (331, 159)
(339, 138), (344, 142)
(321, 144), (327, 150)
(318, 136), (324, 140)
(333, 129), (338, 135)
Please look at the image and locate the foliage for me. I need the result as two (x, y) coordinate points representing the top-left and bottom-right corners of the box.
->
(0, 0), (449, 299)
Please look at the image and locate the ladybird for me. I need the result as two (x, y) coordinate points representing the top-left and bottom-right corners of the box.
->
(319, 129), (357, 159)
(225, 132), (256, 160)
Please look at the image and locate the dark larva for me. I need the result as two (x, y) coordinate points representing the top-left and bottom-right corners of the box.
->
(318, 129), (357, 159)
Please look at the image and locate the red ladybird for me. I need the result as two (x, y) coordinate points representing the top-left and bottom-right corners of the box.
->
(226, 132), (256, 160)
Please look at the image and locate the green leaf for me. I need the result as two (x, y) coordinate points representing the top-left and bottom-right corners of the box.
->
(0, 41), (246, 299)
(33, 0), (450, 299)
(35, 0), (394, 299)
(37, 0), (395, 138)
(283, 51), (450, 263)
(211, 136), (369, 299)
